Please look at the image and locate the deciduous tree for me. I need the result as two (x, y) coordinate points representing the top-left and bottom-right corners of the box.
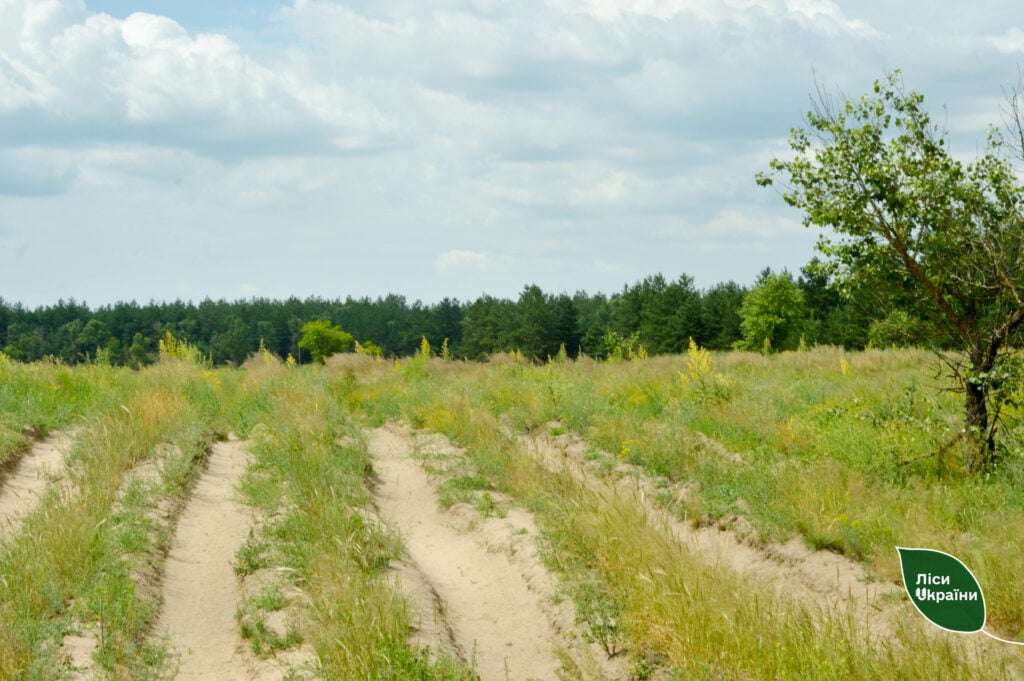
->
(737, 270), (805, 352)
(758, 71), (1024, 471)
(298, 320), (353, 364)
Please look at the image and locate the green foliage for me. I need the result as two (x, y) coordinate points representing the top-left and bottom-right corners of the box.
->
(603, 330), (647, 361)
(574, 577), (624, 657)
(129, 332), (151, 369)
(369, 347), (1024, 655)
(158, 330), (208, 366)
(699, 281), (748, 350)
(210, 314), (251, 365)
(0, 367), (213, 679)
(458, 294), (518, 359)
(354, 340), (383, 358)
(297, 320), (353, 364)
(514, 284), (556, 360)
(613, 273), (701, 354)
(737, 270), (805, 352)
(759, 71), (1024, 467)
(2, 349), (1022, 679)
(229, 372), (476, 679)
(678, 338), (729, 404)
(868, 310), (927, 348)
(0, 272), (749, 366)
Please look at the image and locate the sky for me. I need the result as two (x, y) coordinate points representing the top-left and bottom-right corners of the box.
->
(2, 0), (1024, 308)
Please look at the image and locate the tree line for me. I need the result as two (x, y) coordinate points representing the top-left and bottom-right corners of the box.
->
(0, 263), (885, 367)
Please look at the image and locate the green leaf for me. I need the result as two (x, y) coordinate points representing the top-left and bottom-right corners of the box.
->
(897, 547), (986, 633)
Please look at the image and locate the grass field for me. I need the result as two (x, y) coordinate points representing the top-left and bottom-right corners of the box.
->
(0, 346), (1021, 679)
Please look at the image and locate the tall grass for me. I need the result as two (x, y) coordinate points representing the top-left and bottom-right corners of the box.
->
(0, 354), (133, 463)
(524, 461), (1002, 680)
(347, 349), (1022, 677)
(3, 347), (1017, 678)
(0, 360), (215, 680)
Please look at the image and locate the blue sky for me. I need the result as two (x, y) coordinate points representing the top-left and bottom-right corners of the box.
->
(85, 1), (286, 32)
(2, 1), (1023, 308)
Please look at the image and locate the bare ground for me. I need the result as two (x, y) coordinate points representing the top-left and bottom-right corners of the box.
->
(0, 430), (73, 539)
(368, 423), (624, 681)
(155, 436), (272, 681)
(61, 438), (317, 681)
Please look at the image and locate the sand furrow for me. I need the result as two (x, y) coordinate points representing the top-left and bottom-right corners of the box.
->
(369, 424), (568, 681)
(156, 436), (258, 681)
(0, 431), (73, 539)
(522, 428), (900, 628)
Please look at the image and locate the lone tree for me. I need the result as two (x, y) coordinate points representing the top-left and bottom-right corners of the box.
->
(298, 320), (353, 364)
(757, 71), (1024, 473)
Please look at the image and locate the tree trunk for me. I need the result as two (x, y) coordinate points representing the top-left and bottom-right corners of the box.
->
(964, 378), (995, 474)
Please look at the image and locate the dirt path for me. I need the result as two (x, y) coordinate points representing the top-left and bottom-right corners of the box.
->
(0, 431), (73, 539)
(156, 436), (261, 681)
(369, 424), (611, 681)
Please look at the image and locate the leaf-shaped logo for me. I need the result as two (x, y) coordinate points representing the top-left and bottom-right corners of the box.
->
(896, 547), (985, 634)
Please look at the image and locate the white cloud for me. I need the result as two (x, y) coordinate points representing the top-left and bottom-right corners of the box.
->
(0, 0), (1016, 308)
(0, 1), (394, 160)
(991, 27), (1024, 53)
(435, 249), (510, 272)
(653, 208), (805, 249)
(785, 0), (877, 37)
(547, 0), (875, 37)
(0, 147), (77, 195)
(593, 259), (623, 273)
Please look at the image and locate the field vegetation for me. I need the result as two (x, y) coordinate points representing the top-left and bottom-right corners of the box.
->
(3, 338), (1018, 679)
(348, 346), (1024, 670)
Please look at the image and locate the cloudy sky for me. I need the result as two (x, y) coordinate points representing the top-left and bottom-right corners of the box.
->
(1, 0), (1022, 308)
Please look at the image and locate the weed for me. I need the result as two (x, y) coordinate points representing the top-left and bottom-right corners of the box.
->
(574, 578), (624, 657)
(235, 531), (271, 576)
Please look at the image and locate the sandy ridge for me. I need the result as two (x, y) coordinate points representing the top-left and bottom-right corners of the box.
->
(62, 437), (317, 681)
(522, 423), (1023, 672)
(523, 427), (901, 630)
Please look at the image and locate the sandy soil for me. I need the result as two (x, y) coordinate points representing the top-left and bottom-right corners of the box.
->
(0, 431), (73, 539)
(156, 436), (262, 681)
(61, 438), (315, 680)
(523, 427), (900, 630)
(522, 422), (1024, 675)
(62, 630), (98, 681)
(369, 424), (620, 681)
